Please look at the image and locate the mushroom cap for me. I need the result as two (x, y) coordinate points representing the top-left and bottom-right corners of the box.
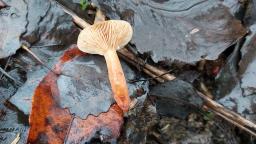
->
(77, 20), (133, 55)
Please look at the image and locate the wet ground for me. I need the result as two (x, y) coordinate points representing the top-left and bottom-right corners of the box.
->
(1, 0), (256, 143)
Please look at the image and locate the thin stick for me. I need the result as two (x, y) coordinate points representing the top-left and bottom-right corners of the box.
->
(213, 110), (256, 137)
(129, 69), (172, 83)
(11, 133), (20, 144)
(53, 0), (90, 28)
(0, 56), (11, 79)
(118, 48), (176, 81)
(21, 45), (57, 74)
(21, 45), (74, 78)
(56, 3), (256, 137)
(31, 44), (63, 48)
(64, 116), (75, 143)
(0, 66), (22, 85)
(197, 92), (256, 130)
(147, 69), (173, 81)
(131, 68), (165, 83)
(119, 51), (165, 82)
(94, 9), (105, 24)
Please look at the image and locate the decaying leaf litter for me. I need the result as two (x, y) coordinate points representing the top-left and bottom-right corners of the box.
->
(1, 0), (256, 143)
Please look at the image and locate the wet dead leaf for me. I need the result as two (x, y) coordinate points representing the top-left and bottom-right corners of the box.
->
(57, 55), (114, 118)
(9, 0), (80, 115)
(217, 24), (256, 122)
(93, 0), (246, 63)
(28, 47), (125, 143)
(222, 0), (241, 16)
(58, 53), (149, 118)
(0, 0), (27, 58)
(11, 47), (148, 119)
(0, 102), (28, 144)
(23, 0), (78, 45)
(27, 47), (82, 143)
(0, 0), (78, 59)
(239, 25), (256, 96)
(66, 104), (123, 143)
(150, 79), (203, 119)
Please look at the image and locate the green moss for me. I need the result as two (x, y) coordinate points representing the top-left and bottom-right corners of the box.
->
(203, 111), (215, 121)
(80, 0), (89, 10)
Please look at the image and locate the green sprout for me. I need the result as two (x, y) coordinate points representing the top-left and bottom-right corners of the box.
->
(80, 0), (89, 10)
(203, 111), (215, 121)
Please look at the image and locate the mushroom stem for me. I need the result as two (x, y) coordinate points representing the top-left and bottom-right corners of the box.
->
(104, 49), (130, 111)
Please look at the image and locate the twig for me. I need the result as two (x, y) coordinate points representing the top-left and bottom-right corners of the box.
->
(118, 50), (172, 82)
(0, 66), (22, 86)
(198, 92), (256, 137)
(21, 44), (74, 78)
(199, 83), (256, 134)
(94, 8), (105, 24)
(118, 48), (176, 81)
(31, 44), (64, 48)
(119, 51), (165, 82)
(129, 69), (173, 83)
(64, 116), (75, 143)
(143, 68), (165, 82)
(55, 2), (256, 137)
(197, 92), (256, 130)
(199, 82), (214, 99)
(53, 0), (90, 28)
(11, 133), (20, 144)
(0, 56), (11, 79)
(213, 109), (256, 137)
(21, 45), (58, 74)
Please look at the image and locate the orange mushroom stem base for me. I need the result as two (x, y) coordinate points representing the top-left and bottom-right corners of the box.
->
(104, 49), (131, 111)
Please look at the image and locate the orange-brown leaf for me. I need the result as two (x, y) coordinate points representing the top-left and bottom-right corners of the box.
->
(28, 46), (124, 144)
(27, 46), (83, 143)
(66, 104), (123, 143)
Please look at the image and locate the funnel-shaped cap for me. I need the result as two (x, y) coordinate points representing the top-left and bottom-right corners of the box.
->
(77, 20), (133, 55)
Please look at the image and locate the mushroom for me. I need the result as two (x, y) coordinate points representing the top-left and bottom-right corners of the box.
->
(77, 20), (133, 111)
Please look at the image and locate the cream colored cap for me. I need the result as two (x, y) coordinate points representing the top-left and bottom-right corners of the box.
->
(77, 20), (133, 55)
